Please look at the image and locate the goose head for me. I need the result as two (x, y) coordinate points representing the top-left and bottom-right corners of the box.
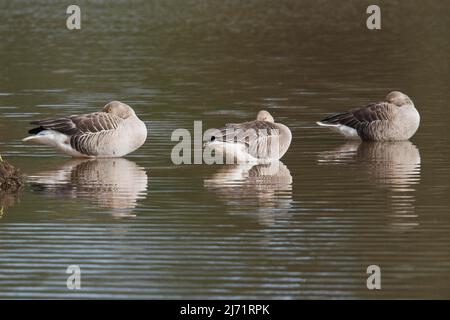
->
(257, 110), (274, 123)
(103, 101), (135, 119)
(386, 91), (413, 107)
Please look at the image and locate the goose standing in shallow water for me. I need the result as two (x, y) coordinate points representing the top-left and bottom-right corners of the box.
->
(317, 91), (420, 141)
(204, 110), (292, 163)
(23, 101), (147, 157)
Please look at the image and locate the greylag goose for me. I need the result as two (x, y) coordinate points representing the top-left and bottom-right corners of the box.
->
(23, 101), (147, 157)
(204, 110), (292, 163)
(317, 91), (420, 141)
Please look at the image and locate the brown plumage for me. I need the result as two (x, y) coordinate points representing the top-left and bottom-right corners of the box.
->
(30, 112), (122, 135)
(213, 120), (281, 143)
(29, 112), (123, 155)
(319, 102), (398, 140)
(206, 110), (292, 162)
(23, 101), (147, 157)
(317, 91), (420, 141)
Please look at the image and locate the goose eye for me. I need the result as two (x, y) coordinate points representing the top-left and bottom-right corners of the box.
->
(211, 136), (216, 141)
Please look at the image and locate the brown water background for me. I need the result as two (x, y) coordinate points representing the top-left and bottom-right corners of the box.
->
(0, 0), (449, 298)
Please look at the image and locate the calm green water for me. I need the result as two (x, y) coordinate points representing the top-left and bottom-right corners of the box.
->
(0, 0), (449, 299)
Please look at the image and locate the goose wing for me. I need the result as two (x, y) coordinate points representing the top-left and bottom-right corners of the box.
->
(29, 112), (123, 136)
(319, 102), (397, 128)
(213, 120), (282, 159)
(30, 112), (124, 155)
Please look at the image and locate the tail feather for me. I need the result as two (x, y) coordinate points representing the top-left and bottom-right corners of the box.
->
(319, 112), (349, 125)
(28, 126), (45, 135)
(316, 121), (339, 127)
(22, 130), (68, 147)
(22, 135), (46, 143)
(316, 121), (360, 139)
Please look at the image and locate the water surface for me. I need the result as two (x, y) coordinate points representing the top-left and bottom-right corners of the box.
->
(0, 0), (449, 299)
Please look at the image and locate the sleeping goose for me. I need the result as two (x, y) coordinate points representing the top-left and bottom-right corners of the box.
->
(204, 110), (292, 163)
(317, 91), (420, 141)
(22, 101), (147, 157)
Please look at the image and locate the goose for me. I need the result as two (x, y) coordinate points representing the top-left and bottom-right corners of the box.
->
(22, 101), (147, 157)
(317, 91), (420, 141)
(204, 110), (292, 163)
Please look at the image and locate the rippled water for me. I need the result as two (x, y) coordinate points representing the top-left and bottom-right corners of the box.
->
(0, 0), (449, 299)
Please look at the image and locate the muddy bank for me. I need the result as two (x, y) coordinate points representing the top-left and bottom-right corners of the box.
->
(0, 159), (24, 208)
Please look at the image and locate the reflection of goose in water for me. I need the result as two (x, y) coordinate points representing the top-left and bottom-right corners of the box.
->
(204, 161), (293, 225)
(355, 141), (421, 188)
(28, 158), (148, 212)
(318, 141), (421, 230)
(318, 141), (421, 188)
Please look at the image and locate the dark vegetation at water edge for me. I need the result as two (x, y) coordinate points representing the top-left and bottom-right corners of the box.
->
(0, 157), (24, 207)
